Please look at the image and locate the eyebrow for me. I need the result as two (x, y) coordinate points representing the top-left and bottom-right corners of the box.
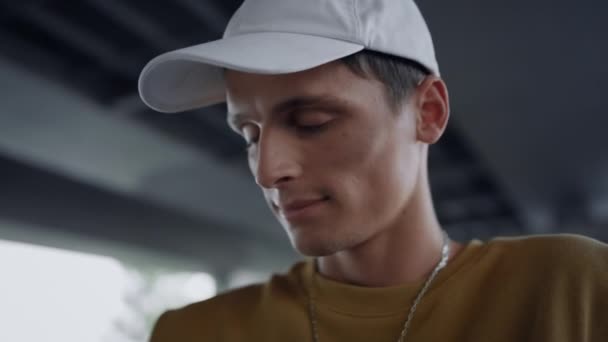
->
(227, 95), (348, 130)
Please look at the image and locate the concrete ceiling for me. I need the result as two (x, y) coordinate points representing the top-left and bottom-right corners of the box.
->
(419, 0), (608, 231)
(0, 0), (606, 274)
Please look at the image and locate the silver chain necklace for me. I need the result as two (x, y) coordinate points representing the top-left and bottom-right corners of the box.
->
(307, 230), (451, 342)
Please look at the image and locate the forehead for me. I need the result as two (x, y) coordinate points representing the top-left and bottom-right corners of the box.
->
(224, 61), (383, 124)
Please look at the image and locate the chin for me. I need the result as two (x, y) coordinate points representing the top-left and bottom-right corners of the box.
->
(288, 229), (359, 257)
(283, 227), (329, 256)
(293, 241), (337, 257)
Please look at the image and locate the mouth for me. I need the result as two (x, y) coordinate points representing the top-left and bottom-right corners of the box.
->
(275, 196), (330, 221)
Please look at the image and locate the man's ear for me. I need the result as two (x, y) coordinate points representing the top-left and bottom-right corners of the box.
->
(414, 76), (450, 144)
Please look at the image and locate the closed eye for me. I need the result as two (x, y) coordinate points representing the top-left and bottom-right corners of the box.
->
(296, 123), (327, 134)
(289, 110), (332, 134)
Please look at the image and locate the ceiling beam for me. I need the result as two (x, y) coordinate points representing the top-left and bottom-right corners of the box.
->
(83, 0), (179, 51)
(1, 2), (139, 79)
(0, 153), (296, 272)
(175, 0), (229, 36)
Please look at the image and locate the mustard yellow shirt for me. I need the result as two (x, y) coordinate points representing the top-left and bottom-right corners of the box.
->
(150, 234), (608, 341)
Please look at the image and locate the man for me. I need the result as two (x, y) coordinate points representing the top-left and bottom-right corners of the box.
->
(138, 0), (608, 341)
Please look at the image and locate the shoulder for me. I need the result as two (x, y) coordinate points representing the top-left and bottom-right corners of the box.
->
(490, 233), (608, 339)
(149, 261), (307, 342)
(488, 233), (607, 262)
(149, 284), (264, 341)
(484, 233), (608, 280)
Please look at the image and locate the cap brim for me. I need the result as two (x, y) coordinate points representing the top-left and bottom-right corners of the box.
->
(138, 32), (364, 113)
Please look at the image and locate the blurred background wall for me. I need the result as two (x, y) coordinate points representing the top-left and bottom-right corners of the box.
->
(0, 0), (607, 341)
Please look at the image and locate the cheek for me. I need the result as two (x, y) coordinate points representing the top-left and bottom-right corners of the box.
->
(319, 122), (418, 217)
(318, 125), (377, 173)
(318, 126), (387, 200)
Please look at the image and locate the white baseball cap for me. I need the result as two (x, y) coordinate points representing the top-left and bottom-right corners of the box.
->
(138, 0), (439, 113)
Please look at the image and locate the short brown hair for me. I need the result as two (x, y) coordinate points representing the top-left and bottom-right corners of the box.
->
(340, 50), (430, 108)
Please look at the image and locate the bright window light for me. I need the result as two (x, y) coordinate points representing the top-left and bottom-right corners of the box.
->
(0, 239), (216, 342)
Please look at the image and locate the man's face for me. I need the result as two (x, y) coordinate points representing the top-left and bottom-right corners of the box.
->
(225, 61), (424, 256)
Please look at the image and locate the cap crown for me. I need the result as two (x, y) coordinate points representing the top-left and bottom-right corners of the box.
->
(225, 0), (439, 74)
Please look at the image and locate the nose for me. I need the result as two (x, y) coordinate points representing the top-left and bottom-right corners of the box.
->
(250, 129), (302, 189)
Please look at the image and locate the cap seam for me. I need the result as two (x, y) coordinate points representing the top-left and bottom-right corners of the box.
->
(351, 0), (362, 45)
(232, 29), (364, 46)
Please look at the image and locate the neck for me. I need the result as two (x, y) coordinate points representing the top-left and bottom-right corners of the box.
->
(316, 167), (464, 287)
